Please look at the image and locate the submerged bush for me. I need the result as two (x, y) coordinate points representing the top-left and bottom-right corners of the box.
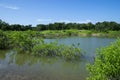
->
(0, 30), (81, 60)
(12, 32), (32, 52)
(87, 39), (120, 80)
(8, 31), (41, 52)
(32, 41), (81, 60)
(0, 30), (9, 49)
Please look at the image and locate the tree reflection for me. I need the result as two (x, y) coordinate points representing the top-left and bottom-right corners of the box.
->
(0, 50), (81, 68)
(0, 50), (6, 60)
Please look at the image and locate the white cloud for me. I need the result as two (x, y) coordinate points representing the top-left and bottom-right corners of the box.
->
(58, 20), (71, 23)
(5, 6), (19, 10)
(58, 19), (92, 23)
(0, 4), (19, 10)
(78, 19), (91, 23)
(37, 19), (52, 22)
(37, 19), (92, 24)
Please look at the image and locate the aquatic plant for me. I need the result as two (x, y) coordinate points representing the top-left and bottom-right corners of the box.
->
(0, 30), (81, 60)
(32, 41), (81, 60)
(9, 32), (31, 52)
(0, 30), (10, 49)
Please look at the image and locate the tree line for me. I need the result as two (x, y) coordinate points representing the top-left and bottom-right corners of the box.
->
(0, 19), (120, 31)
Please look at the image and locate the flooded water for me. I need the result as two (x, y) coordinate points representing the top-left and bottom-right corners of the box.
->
(0, 37), (116, 80)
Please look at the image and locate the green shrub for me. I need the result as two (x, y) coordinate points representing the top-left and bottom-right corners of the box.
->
(0, 31), (81, 60)
(32, 42), (81, 60)
(87, 39), (120, 80)
(9, 31), (42, 52)
(0, 30), (9, 49)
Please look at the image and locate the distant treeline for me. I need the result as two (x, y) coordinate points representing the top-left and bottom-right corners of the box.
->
(0, 19), (120, 31)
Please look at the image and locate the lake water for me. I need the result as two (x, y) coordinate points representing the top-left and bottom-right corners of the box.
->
(0, 37), (116, 80)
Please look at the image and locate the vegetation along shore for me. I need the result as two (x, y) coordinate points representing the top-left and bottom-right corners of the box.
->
(0, 19), (120, 79)
(0, 19), (120, 38)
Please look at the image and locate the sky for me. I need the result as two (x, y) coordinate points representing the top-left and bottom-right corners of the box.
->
(0, 0), (120, 26)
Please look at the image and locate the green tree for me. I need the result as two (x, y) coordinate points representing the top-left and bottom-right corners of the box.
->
(86, 22), (94, 30)
(36, 24), (47, 31)
(109, 22), (120, 31)
(0, 19), (10, 31)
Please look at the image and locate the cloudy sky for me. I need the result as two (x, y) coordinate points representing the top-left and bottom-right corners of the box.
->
(0, 0), (120, 26)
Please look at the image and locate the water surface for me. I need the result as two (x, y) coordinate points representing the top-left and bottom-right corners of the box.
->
(0, 37), (116, 80)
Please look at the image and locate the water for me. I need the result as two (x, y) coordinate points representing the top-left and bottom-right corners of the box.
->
(0, 37), (116, 80)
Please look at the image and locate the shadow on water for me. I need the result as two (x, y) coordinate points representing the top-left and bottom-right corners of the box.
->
(0, 37), (116, 80)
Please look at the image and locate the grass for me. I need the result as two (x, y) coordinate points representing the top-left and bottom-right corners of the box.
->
(40, 30), (120, 38)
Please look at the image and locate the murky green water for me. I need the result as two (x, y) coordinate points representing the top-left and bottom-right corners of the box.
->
(0, 37), (116, 80)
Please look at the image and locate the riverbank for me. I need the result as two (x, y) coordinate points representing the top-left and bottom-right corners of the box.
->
(40, 30), (120, 38)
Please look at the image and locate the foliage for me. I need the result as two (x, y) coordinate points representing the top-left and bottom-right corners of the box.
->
(0, 19), (120, 31)
(0, 30), (10, 49)
(87, 39), (120, 80)
(32, 41), (81, 60)
(0, 30), (40, 52)
(9, 31), (34, 52)
(0, 30), (81, 60)
(36, 22), (120, 31)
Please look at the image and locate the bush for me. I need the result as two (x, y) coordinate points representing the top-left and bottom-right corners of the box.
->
(0, 31), (81, 60)
(32, 41), (81, 60)
(87, 39), (120, 80)
(0, 30), (9, 49)
(9, 31), (40, 52)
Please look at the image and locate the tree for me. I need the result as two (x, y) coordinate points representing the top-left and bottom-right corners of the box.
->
(86, 22), (94, 30)
(109, 22), (120, 31)
(24, 25), (32, 30)
(0, 19), (10, 31)
(10, 24), (21, 31)
(87, 39), (120, 80)
(36, 24), (47, 31)
(0, 19), (120, 31)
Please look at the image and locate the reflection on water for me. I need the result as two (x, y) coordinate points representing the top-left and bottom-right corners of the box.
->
(45, 37), (116, 60)
(0, 50), (86, 80)
(0, 37), (116, 80)
(0, 50), (6, 60)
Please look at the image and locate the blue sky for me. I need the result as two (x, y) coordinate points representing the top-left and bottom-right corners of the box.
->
(0, 0), (120, 26)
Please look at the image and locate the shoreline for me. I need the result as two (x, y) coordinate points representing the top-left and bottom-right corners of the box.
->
(40, 30), (120, 38)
